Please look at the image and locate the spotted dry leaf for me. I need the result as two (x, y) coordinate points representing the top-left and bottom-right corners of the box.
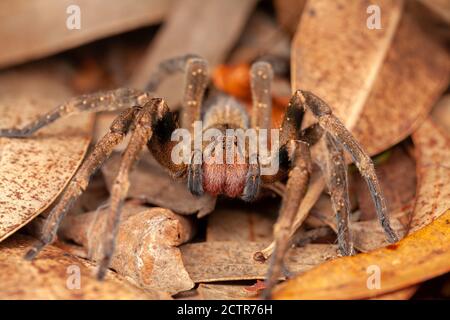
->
(0, 235), (169, 300)
(102, 153), (216, 217)
(59, 204), (195, 295)
(273, 209), (450, 299)
(180, 241), (338, 283)
(409, 119), (450, 233)
(0, 64), (93, 242)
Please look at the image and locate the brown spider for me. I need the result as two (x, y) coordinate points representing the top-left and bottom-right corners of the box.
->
(0, 55), (398, 298)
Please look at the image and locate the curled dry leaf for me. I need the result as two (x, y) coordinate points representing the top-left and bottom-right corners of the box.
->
(0, 63), (93, 242)
(273, 209), (450, 299)
(59, 204), (195, 295)
(0, 235), (169, 300)
(409, 119), (450, 233)
(102, 153), (216, 217)
(180, 241), (338, 283)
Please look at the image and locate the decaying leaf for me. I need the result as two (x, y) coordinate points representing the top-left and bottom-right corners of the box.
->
(0, 63), (94, 242)
(353, 147), (416, 221)
(0, 0), (173, 68)
(273, 209), (450, 299)
(409, 119), (450, 233)
(59, 204), (195, 294)
(130, 0), (257, 106)
(0, 235), (169, 300)
(102, 153), (216, 217)
(198, 283), (259, 300)
(180, 241), (338, 283)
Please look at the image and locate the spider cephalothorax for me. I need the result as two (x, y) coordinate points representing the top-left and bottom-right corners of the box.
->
(0, 55), (398, 298)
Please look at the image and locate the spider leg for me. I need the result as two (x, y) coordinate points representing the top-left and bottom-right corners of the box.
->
(250, 61), (273, 131)
(242, 61), (274, 201)
(292, 90), (398, 243)
(24, 106), (139, 261)
(324, 133), (354, 256)
(0, 88), (151, 138)
(97, 98), (165, 279)
(262, 140), (312, 299)
(147, 57), (208, 188)
(181, 57), (209, 130)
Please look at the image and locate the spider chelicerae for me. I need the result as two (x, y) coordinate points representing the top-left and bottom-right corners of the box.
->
(0, 55), (398, 298)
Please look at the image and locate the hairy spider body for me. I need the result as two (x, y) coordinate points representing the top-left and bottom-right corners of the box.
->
(0, 55), (398, 298)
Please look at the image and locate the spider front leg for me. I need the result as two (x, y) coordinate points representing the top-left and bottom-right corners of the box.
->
(262, 140), (312, 298)
(97, 98), (167, 279)
(24, 106), (140, 260)
(242, 61), (274, 201)
(292, 90), (398, 243)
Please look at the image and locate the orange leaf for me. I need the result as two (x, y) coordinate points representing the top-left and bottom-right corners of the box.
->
(273, 209), (450, 299)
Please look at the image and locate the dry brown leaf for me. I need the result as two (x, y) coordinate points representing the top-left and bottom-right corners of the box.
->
(352, 10), (450, 155)
(409, 119), (450, 233)
(431, 94), (450, 136)
(198, 283), (259, 300)
(0, 234), (169, 300)
(293, 0), (404, 129)
(273, 209), (450, 299)
(354, 147), (416, 220)
(180, 241), (338, 283)
(59, 204), (195, 295)
(0, 0), (173, 68)
(102, 153), (216, 217)
(206, 204), (276, 242)
(130, 0), (257, 106)
(274, 0), (307, 35)
(0, 63), (94, 242)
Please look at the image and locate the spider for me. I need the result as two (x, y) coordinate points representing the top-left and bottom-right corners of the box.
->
(0, 55), (398, 298)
